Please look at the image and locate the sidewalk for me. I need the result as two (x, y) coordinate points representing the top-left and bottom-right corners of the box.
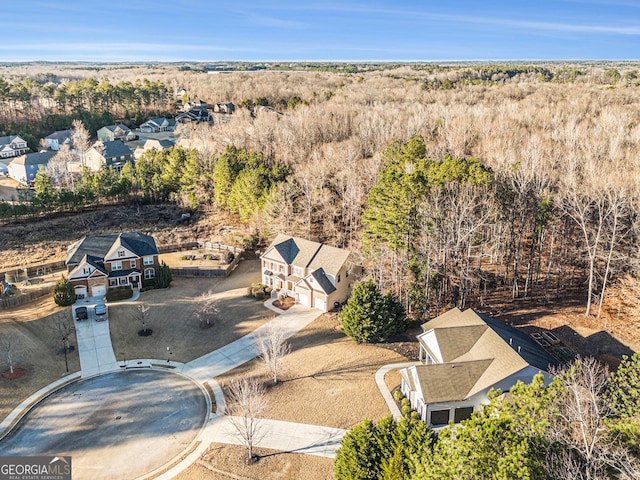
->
(186, 304), (320, 380)
(375, 361), (421, 420)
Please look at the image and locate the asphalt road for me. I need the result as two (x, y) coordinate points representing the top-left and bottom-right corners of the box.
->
(0, 369), (208, 480)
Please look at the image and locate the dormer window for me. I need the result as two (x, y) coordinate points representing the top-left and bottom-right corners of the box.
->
(118, 250), (125, 257)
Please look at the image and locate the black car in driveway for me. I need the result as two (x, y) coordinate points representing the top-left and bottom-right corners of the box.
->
(75, 306), (88, 321)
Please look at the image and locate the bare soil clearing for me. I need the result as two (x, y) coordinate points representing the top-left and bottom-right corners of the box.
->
(175, 443), (334, 480)
(0, 204), (245, 271)
(217, 313), (408, 429)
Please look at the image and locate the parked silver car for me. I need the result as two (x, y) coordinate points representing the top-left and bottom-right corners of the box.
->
(95, 303), (108, 321)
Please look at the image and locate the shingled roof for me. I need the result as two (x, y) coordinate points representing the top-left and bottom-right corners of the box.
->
(262, 234), (350, 276)
(66, 232), (158, 266)
(413, 308), (559, 403)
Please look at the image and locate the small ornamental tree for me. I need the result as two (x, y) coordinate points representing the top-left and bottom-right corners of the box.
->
(53, 276), (75, 306)
(154, 261), (172, 289)
(339, 279), (406, 343)
(607, 352), (640, 418)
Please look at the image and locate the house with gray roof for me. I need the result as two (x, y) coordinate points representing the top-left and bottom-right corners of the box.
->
(66, 232), (159, 298)
(44, 130), (73, 151)
(85, 140), (134, 173)
(0, 135), (29, 159)
(7, 151), (57, 185)
(139, 117), (177, 133)
(260, 234), (360, 312)
(399, 308), (559, 426)
(97, 123), (136, 142)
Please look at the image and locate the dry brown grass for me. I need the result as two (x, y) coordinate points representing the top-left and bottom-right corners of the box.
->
(175, 443), (334, 480)
(217, 313), (408, 429)
(0, 303), (81, 422)
(0, 260), (263, 423)
(109, 260), (268, 363)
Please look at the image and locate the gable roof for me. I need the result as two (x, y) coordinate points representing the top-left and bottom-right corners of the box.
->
(10, 151), (56, 166)
(101, 123), (131, 134)
(0, 135), (26, 146)
(66, 232), (158, 266)
(141, 118), (176, 128)
(262, 234), (350, 275)
(415, 359), (494, 403)
(45, 130), (73, 142)
(414, 308), (559, 402)
(300, 268), (336, 294)
(91, 140), (133, 160)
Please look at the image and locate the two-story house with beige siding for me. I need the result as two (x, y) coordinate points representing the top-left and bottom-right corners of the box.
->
(65, 232), (159, 298)
(260, 234), (360, 312)
(398, 308), (559, 427)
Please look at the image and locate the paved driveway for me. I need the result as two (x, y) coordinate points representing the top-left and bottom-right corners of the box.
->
(0, 370), (208, 480)
(73, 299), (117, 377)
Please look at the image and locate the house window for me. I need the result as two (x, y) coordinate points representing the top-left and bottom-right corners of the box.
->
(119, 277), (129, 286)
(118, 250), (125, 258)
(109, 279), (117, 286)
(430, 410), (450, 426)
(454, 407), (474, 423)
(279, 264), (284, 273)
(83, 267), (91, 275)
(346, 270), (349, 278)
(111, 261), (122, 271)
(293, 266), (303, 277)
(130, 260), (137, 269)
(143, 256), (154, 266)
(337, 274), (341, 283)
(144, 268), (155, 279)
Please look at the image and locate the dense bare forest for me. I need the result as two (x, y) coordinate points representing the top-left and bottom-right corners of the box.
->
(2, 62), (640, 323)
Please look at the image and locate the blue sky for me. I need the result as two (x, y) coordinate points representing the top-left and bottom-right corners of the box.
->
(2, 0), (639, 62)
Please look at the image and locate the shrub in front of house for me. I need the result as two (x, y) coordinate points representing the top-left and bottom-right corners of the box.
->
(53, 277), (75, 306)
(253, 290), (265, 300)
(154, 261), (173, 289)
(106, 286), (134, 302)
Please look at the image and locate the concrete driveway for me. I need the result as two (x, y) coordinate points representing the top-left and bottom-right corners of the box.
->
(73, 299), (117, 377)
(0, 370), (208, 480)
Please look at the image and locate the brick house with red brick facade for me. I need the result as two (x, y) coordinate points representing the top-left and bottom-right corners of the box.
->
(65, 232), (159, 298)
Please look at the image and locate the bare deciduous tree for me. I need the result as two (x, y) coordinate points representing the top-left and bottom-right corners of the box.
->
(256, 322), (290, 384)
(194, 290), (218, 328)
(546, 357), (640, 480)
(71, 119), (90, 167)
(0, 334), (20, 375)
(227, 376), (267, 462)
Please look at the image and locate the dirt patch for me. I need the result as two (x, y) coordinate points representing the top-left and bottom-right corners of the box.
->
(2, 368), (26, 380)
(175, 443), (334, 480)
(216, 313), (408, 429)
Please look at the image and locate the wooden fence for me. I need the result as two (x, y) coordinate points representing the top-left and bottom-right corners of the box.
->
(0, 260), (67, 282)
(0, 284), (55, 309)
(170, 252), (242, 278)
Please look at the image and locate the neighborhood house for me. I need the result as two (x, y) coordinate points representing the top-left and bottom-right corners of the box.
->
(260, 234), (359, 312)
(44, 130), (73, 151)
(8, 151), (56, 185)
(399, 308), (558, 426)
(97, 123), (136, 142)
(139, 117), (177, 133)
(0, 135), (29, 159)
(85, 140), (134, 173)
(65, 232), (159, 298)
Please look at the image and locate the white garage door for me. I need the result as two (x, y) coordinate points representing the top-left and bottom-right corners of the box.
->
(298, 293), (310, 307)
(74, 285), (87, 299)
(91, 285), (107, 297)
(313, 298), (326, 311)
